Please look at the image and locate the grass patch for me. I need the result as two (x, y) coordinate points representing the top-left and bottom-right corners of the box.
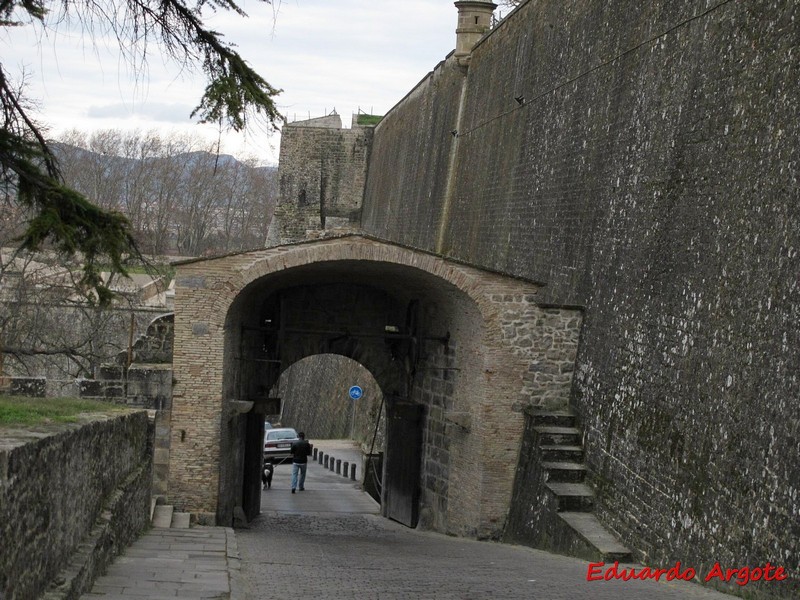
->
(356, 114), (382, 126)
(100, 263), (175, 278)
(0, 395), (127, 426)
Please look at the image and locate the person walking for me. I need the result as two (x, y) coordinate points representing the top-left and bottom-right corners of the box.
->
(290, 431), (312, 493)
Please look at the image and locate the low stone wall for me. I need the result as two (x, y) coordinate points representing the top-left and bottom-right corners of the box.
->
(78, 365), (173, 411)
(8, 377), (46, 398)
(0, 411), (153, 600)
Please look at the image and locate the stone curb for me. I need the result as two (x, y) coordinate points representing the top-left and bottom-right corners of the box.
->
(225, 527), (245, 600)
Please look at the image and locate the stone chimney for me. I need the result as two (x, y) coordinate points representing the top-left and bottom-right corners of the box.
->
(454, 0), (497, 66)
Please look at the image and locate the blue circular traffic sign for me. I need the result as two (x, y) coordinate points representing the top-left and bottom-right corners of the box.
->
(349, 385), (363, 400)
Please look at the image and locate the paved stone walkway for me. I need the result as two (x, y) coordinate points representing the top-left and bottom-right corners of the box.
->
(80, 528), (236, 599)
(238, 442), (737, 600)
(82, 440), (741, 599)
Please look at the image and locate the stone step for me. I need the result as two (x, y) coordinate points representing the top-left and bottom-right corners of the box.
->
(539, 444), (583, 462)
(546, 482), (595, 511)
(152, 504), (174, 528)
(171, 512), (191, 528)
(534, 425), (582, 446)
(541, 461), (587, 483)
(150, 495), (167, 522)
(529, 410), (576, 428)
(558, 512), (633, 562)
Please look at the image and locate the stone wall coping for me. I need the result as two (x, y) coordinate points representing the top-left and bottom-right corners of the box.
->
(127, 363), (174, 371)
(172, 233), (548, 290)
(0, 409), (143, 452)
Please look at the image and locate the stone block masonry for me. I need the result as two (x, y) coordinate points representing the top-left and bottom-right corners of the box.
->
(361, 58), (463, 251)
(267, 113), (374, 245)
(358, 0), (800, 597)
(169, 236), (546, 538)
(169, 2), (798, 587)
(0, 411), (153, 600)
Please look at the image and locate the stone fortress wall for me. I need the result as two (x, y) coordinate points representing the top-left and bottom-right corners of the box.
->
(275, 0), (799, 597)
(357, 0), (799, 596)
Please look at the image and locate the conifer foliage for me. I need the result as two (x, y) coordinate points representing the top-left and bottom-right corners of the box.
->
(0, 0), (282, 302)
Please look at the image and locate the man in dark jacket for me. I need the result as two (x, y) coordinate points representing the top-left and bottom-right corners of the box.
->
(290, 431), (312, 493)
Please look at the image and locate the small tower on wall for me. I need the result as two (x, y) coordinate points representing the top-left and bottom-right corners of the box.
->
(454, 0), (497, 66)
(266, 111), (379, 246)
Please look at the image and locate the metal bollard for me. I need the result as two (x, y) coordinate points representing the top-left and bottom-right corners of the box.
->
(323, 454), (329, 468)
(313, 448), (318, 460)
(329, 457), (336, 472)
(318, 451), (323, 464)
(343, 461), (349, 477)
(336, 459), (341, 475)
(349, 463), (357, 480)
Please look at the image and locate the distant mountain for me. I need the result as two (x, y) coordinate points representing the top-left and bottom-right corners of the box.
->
(50, 143), (277, 173)
(47, 138), (279, 256)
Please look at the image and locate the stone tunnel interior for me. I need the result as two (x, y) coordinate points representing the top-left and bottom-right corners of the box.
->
(219, 259), (486, 531)
(271, 354), (384, 447)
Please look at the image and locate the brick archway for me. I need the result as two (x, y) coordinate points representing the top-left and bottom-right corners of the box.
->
(167, 235), (578, 537)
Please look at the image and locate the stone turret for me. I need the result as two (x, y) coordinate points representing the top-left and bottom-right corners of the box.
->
(266, 111), (377, 246)
(454, 0), (497, 66)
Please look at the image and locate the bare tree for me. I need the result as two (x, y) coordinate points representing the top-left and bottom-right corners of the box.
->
(174, 148), (218, 255)
(53, 129), (278, 257)
(0, 247), (147, 380)
(210, 156), (277, 253)
(144, 140), (190, 254)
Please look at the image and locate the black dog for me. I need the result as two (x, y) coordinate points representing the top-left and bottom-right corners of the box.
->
(262, 462), (274, 489)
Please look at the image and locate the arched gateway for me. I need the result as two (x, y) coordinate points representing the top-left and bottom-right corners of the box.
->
(167, 235), (580, 539)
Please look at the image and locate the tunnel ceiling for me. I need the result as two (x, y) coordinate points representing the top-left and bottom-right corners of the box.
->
(237, 259), (465, 307)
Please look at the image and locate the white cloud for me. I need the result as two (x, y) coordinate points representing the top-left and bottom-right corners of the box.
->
(2, 0), (461, 164)
(86, 102), (196, 122)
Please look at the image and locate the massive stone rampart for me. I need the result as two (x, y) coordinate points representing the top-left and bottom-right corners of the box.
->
(362, 61), (464, 250)
(361, 0), (799, 596)
(0, 411), (152, 600)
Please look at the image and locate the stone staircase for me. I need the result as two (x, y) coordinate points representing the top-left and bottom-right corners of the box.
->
(533, 410), (632, 562)
(151, 496), (191, 529)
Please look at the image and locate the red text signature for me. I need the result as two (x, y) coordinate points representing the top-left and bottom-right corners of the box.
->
(586, 561), (788, 586)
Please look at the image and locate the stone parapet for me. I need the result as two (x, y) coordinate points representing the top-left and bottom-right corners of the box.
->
(0, 411), (153, 600)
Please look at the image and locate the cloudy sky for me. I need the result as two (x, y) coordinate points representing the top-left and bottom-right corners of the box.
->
(2, 0), (469, 165)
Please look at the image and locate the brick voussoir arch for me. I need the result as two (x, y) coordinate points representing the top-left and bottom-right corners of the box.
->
(213, 235), (539, 327)
(236, 240), (541, 531)
(171, 235), (547, 531)
(202, 237), (539, 419)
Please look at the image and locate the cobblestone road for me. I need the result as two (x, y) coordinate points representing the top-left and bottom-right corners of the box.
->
(236, 445), (736, 600)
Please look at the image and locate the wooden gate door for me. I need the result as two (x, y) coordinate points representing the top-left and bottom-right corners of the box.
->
(241, 412), (264, 522)
(382, 400), (424, 527)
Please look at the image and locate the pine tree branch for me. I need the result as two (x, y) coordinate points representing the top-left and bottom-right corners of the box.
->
(1, 0), (282, 303)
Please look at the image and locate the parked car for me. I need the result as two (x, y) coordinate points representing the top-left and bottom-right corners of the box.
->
(264, 427), (298, 464)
